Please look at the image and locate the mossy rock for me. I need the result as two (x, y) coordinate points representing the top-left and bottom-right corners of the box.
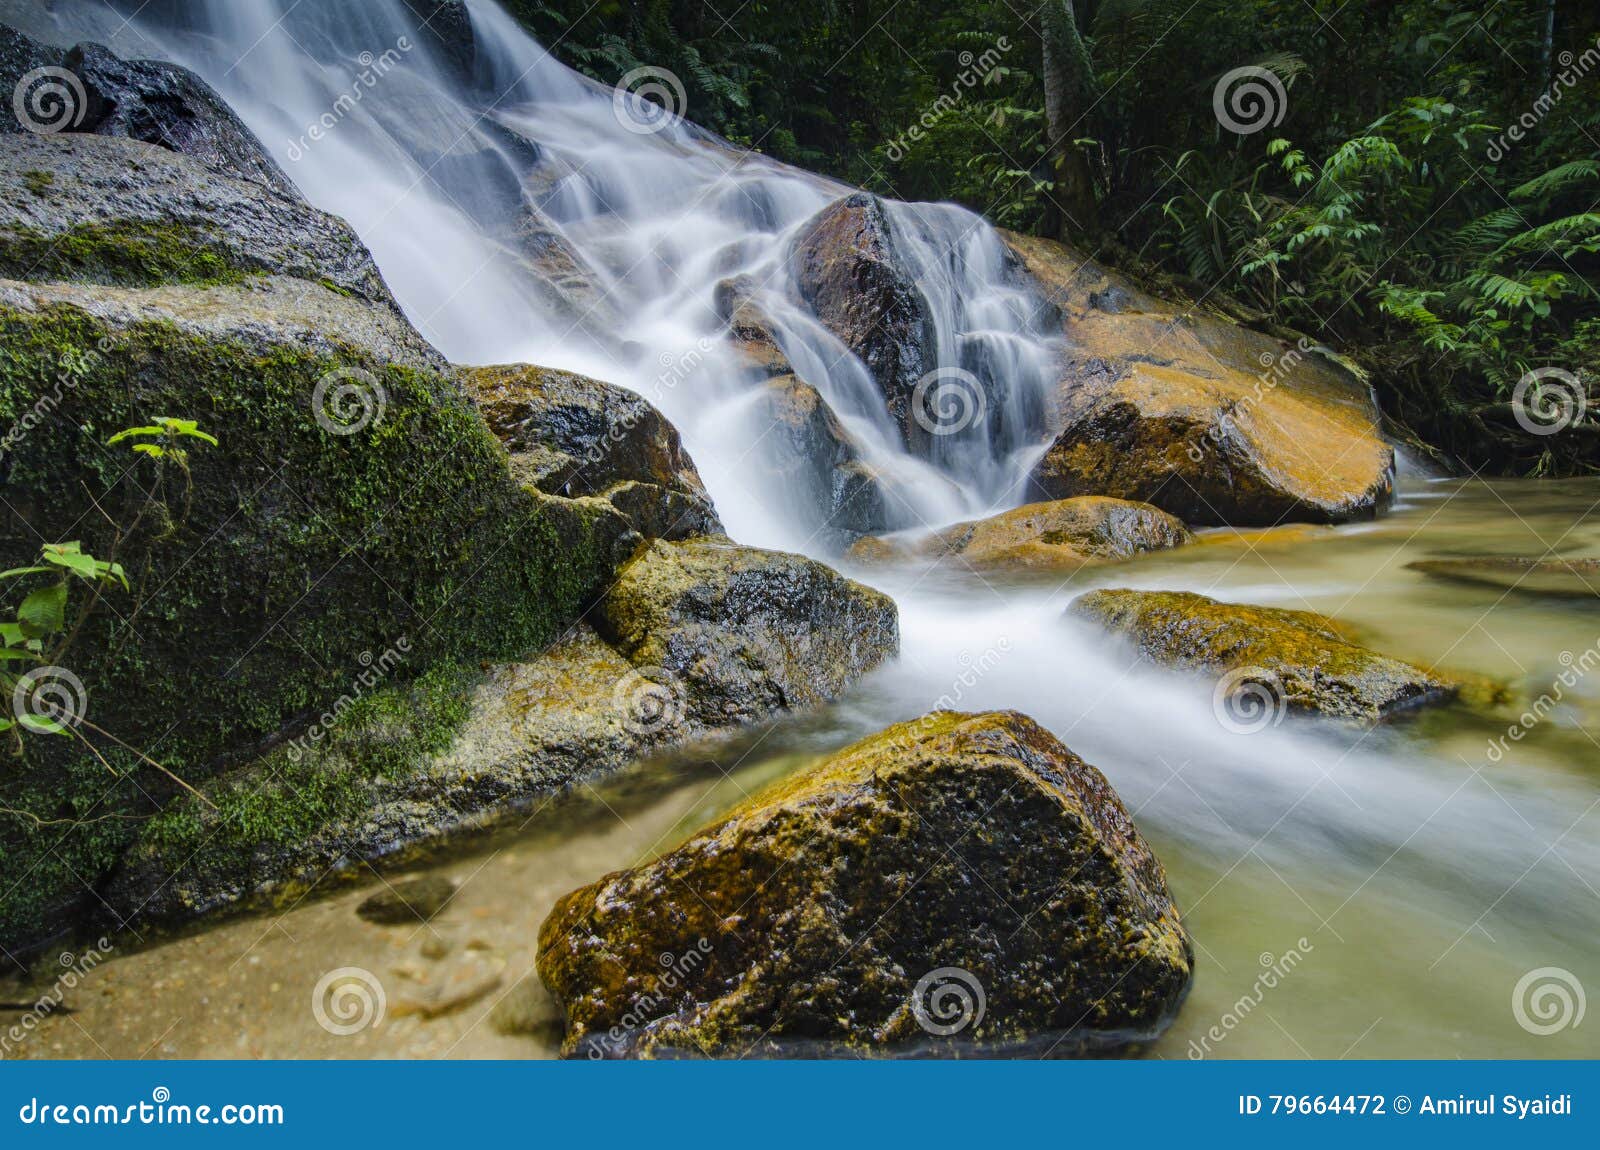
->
(851, 496), (1193, 570)
(460, 362), (722, 539)
(537, 710), (1193, 1058)
(0, 134), (385, 298)
(1069, 588), (1458, 721)
(1005, 232), (1394, 527)
(0, 275), (633, 951)
(596, 536), (899, 727)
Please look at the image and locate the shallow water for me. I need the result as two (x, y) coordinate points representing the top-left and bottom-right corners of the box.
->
(9, 0), (1596, 1061)
(8, 475), (1598, 1060)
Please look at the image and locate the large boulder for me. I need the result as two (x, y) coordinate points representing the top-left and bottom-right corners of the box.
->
(0, 132), (635, 950)
(461, 362), (722, 540)
(1006, 233), (1394, 526)
(596, 536), (899, 727)
(851, 496), (1193, 570)
(791, 193), (935, 451)
(0, 132), (392, 304)
(537, 710), (1194, 1058)
(1069, 589), (1458, 721)
(3, 28), (296, 197)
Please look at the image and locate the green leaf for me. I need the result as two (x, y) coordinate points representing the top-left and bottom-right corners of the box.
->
(17, 582), (67, 639)
(17, 713), (67, 735)
(0, 648), (37, 662)
(0, 566), (51, 581)
(107, 425), (165, 445)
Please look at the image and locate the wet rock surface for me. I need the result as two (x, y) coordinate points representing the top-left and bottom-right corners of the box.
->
(357, 875), (458, 925)
(461, 362), (723, 539)
(1006, 232), (1394, 527)
(792, 192), (935, 450)
(3, 28), (295, 197)
(0, 132), (395, 306)
(1069, 589), (1458, 721)
(852, 496), (1194, 570)
(597, 536), (900, 727)
(537, 710), (1193, 1058)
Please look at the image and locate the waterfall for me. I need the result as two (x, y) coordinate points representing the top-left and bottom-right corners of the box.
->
(44, 0), (1060, 554)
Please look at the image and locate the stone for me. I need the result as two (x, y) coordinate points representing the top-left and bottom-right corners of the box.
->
(537, 710), (1193, 1058)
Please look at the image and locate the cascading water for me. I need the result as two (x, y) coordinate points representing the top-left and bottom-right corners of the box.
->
(38, 0), (1059, 550)
(28, 0), (1600, 1058)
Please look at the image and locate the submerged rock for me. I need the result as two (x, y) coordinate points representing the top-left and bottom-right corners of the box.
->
(1069, 589), (1457, 721)
(597, 536), (899, 726)
(357, 875), (457, 925)
(1407, 556), (1600, 598)
(1006, 233), (1394, 526)
(461, 362), (722, 539)
(537, 710), (1193, 1058)
(852, 496), (1193, 570)
(792, 193), (935, 450)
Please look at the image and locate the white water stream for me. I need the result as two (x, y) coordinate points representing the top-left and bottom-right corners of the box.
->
(18, 0), (1598, 1059)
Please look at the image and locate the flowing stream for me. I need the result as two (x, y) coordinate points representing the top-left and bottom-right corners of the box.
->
(12, 0), (1598, 1060)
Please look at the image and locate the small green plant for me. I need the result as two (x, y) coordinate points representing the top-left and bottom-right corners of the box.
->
(1, 542), (126, 741)
(0, 416), (219, 803)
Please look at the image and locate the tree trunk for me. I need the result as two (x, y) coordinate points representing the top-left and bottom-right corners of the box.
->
(1042, 0), (1097, 240)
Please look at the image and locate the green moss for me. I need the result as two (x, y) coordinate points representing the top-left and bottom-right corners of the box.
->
(0, 302), (629, 949)
(0, 221), (257, 287)
(140, 661), (476, 873)
(21, 170), (55, 197)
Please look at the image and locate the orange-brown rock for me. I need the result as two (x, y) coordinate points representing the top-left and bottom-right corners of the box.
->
(1006, 233), (1394, 527)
